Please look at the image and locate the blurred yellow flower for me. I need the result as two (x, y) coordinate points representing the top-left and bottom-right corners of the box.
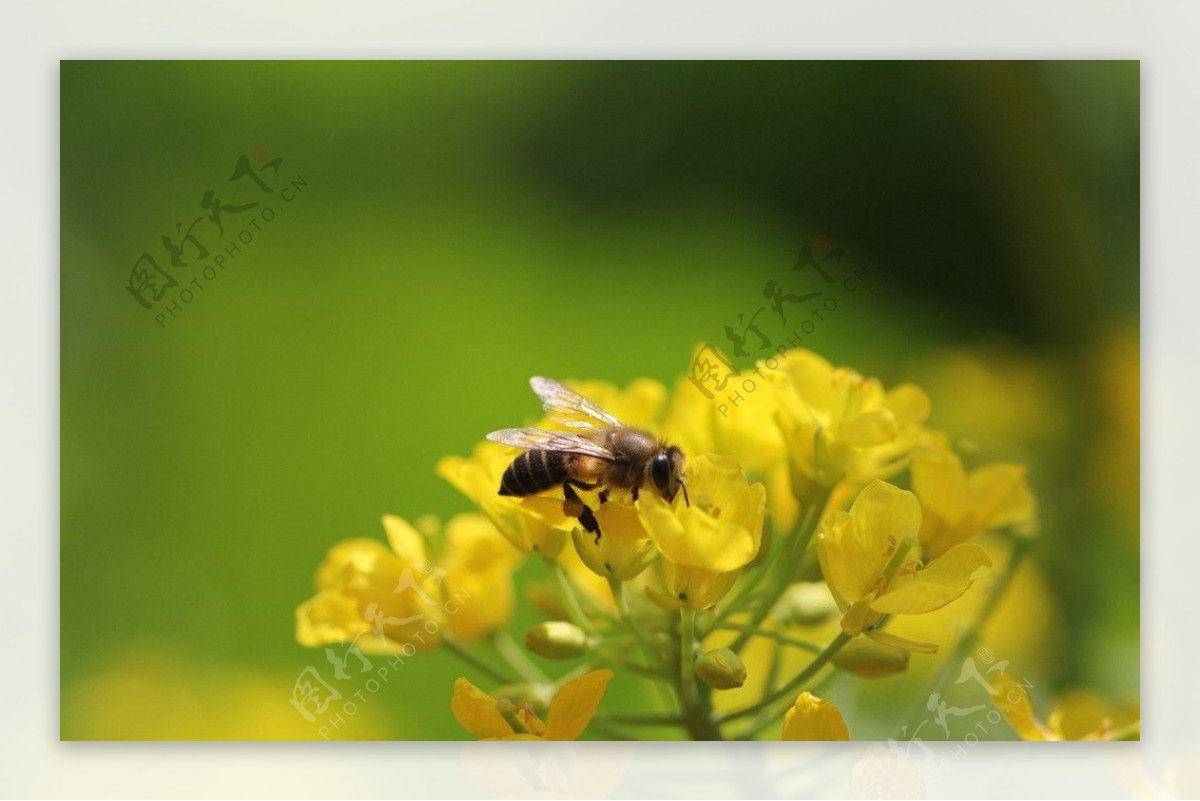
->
(635, 454), (766, 609)
(767, 349), (930, 500)
(912, 435), (1038, 559)
(296, 512), (522, 652)
(437, 441), (566, 558)
(906, 346), (1069, 452)
(63, 641), (389, 740)
(296, 515), (444, 654)
(990, 672), (1139, 741)
(781, 691), (850, 740)
(438, 513), (524, 641)
(451, 669), (614, 740)
(818, 480), (991, 649)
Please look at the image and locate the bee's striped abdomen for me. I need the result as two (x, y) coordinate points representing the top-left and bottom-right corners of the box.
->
(498, 449), (568, 496)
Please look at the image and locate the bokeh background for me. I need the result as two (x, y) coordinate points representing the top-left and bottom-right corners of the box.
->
(60, 61), (1138, 740)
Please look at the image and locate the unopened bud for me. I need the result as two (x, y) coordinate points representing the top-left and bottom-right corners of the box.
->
(832, 637), (910, 678)
(524, 621), (590, 659)
(526, 583), (569, 620)
(771, 582), (839, 627)
(695, 647), (747, 690)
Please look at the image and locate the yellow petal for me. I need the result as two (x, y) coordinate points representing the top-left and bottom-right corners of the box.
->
(450, 677), (515, 740)
(820, 482), (920, 603)
(295, 590), (369, 647)
(781, 692), (850, 741)
(989, 672), (1057, 741)
(777, 349), (837, 421)
(593, 500), (652, 546)
(968, 463), (1037, 529)
(839, 408), (898, 447)
(570, 524), (657, 582)
(913, 446), (972, 525)
(884, 383), (931, 425)
(314, 538), (395, 592)
(639, 493), (760, 574)
(382, 514), (429, 568)
(872, 543), (991, 615)
(661, 561), (740, 609)
(543, 669), (613, 741)
(851, 480), (922, 551)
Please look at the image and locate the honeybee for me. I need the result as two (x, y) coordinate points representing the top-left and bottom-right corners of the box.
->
(487, 377), (690, 540)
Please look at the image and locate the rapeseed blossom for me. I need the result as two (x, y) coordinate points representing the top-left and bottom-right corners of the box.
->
(296, 347), (1057, 740)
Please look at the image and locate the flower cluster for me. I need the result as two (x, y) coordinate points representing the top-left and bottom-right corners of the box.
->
(295, 347), (1071, 741)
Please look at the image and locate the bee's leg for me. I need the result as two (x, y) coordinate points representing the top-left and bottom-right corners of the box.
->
(631, 486), (639, 502)
(563, 482), (601, 541)
(598, 489), (609, 505)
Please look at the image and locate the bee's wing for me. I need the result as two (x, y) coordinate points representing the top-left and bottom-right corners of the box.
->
(486, 427), (615, 461)
(529, 376), (623, 430)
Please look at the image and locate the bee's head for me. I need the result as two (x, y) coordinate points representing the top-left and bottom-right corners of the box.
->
(649, 445), (689, 506)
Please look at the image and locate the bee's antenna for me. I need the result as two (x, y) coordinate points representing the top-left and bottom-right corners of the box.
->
(678, 479), (691, 507)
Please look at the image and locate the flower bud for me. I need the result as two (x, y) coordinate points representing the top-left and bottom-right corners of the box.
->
(832, 637), (910, 678)
(526, 583), (569, 621)
(771, 582), (839, 627)
(695, 647), (747, 690)
(524, 621), (590, 660)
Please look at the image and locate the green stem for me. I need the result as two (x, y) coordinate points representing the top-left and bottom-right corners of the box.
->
(711, 546), (775, 625)
(677, 607), (723, 740)
(710, 622), (822, 653)
(721, 631), (852, 727)
(608, 577), (664, 658)
(442, 638), (514, 685)
(547, 558), (599, 637)
(492, 630), (549, 684)
(609, 576), (677, 711)
(726, 488), (832, 654)
(895, 535), (1033, 738)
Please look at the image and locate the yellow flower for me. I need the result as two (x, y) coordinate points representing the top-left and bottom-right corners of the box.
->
(438, 513), (524, 641)
(906, 347), (1069, 452)
(295, 515), (444, 654)
(817, 480), (991, 650)
(663, 348), (795, 529)
(437, 441), (567, 558)
(636, 454), (766, 609)
(767, 349), (930, 499)
(912, 436), (1038, 559)
(451, 669), (614, 740)
(296, 512), (522, 652)
(662, 349), (786, 474)
(990, 672), (1139, 741)
(573, 499), (659, 581)
(781, 692), (850, 740)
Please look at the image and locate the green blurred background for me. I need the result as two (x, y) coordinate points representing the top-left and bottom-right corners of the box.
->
(60, 61), (1139, 740)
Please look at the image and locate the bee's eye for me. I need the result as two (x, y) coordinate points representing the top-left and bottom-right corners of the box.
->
(651, 452), (672, 495)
